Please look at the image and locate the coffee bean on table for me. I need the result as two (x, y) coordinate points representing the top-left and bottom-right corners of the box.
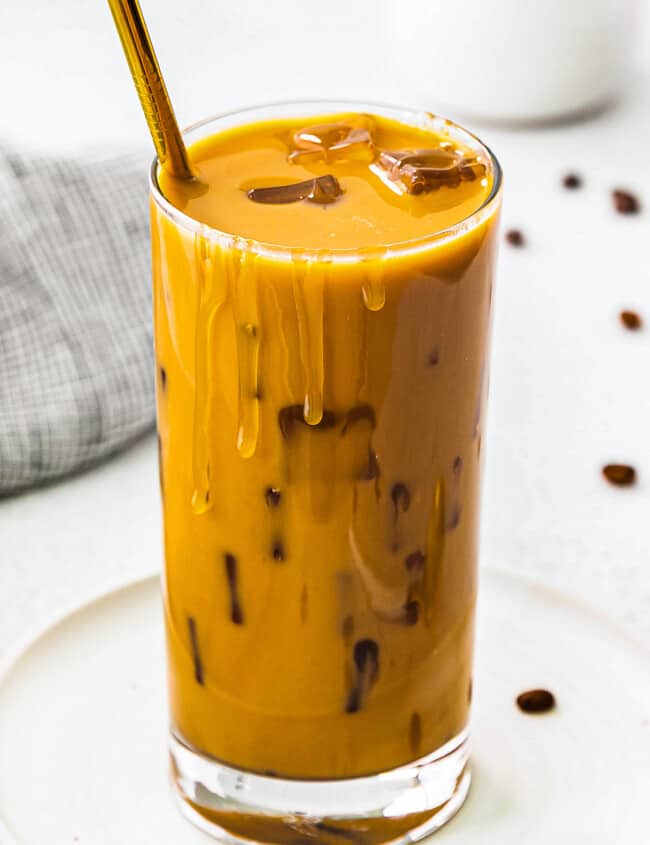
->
(516, 688), (555, 714)
(602, 464), (636, 486)
(620, 310), (642, 331)
(505, 229), (524, 247)
(562, 173), (582, 189)
(612, 189), (640, 215)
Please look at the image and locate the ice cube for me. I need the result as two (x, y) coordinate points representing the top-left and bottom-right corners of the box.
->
(247, 174), (343, 205)
(289, 116), (375, 164)
(377, 148), (486, 195)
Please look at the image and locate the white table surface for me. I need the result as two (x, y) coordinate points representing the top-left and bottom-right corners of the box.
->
(1, 0), (650, 661)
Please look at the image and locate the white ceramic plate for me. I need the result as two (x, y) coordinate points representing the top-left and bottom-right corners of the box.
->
(0, 570), (648, 845)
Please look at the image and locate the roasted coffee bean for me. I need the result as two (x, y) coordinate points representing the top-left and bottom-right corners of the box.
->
(612, 189), (640, 214)
(516, 688), (556, 714)
(562, 173), (582, 189)
(620, 310), (642, 330)
(602, 463), (636, 486)
(505, 229), (524, 247)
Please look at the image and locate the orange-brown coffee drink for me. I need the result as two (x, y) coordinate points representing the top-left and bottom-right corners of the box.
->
(151, 102), (501, 843)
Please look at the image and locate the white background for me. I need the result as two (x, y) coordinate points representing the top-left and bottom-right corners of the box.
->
(1, 0), (650, 661)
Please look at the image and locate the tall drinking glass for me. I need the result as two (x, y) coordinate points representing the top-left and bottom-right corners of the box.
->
(150, 101), (502, 844)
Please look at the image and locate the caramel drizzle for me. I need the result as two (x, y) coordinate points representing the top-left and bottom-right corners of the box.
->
(353, 251), (383, 512)
(360, 250), (386, 312)
(191, 232), (228, 514)
(228, 239), (260, 458)
(292, 253), (326, 425)
(191, 235), (261, 504)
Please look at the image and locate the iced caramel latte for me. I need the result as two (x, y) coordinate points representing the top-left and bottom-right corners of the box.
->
(151, 102), (501, 843)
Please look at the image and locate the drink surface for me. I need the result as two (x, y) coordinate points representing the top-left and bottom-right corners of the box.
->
(158, 112), (494, 249)
(152, 110), (500, 783)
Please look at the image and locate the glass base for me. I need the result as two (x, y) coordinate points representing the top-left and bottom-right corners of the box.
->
(169, 730), (471, 844)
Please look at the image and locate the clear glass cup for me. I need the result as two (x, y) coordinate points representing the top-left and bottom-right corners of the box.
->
(150, 100), (502, 843)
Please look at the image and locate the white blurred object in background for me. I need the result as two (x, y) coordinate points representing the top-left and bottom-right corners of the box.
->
(385, 0), (639, 123)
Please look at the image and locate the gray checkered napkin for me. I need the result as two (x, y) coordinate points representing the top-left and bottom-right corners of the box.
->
(0, 147), (153, 493)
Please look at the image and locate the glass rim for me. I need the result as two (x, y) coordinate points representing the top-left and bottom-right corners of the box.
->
(149, 98), (503, 262)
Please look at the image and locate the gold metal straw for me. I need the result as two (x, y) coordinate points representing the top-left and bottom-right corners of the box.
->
(108, 0), (195, 180)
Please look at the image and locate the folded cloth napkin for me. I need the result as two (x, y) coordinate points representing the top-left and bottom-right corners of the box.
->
(0, 147), (154, 494)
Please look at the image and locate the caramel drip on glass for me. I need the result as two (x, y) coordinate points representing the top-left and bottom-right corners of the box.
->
(361, 250), (387, 312)
(266, 277), (294, 401)
(151, 212), (163, 340)
(352, 298), (369, 516)
(355, 302), (369, 404)
(229, 240), (260, 458)
(292, 253), (326, 425)
(155, 218), (180, 362)
(353, 249), (385, 513)
(191, 232), (228, 514)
